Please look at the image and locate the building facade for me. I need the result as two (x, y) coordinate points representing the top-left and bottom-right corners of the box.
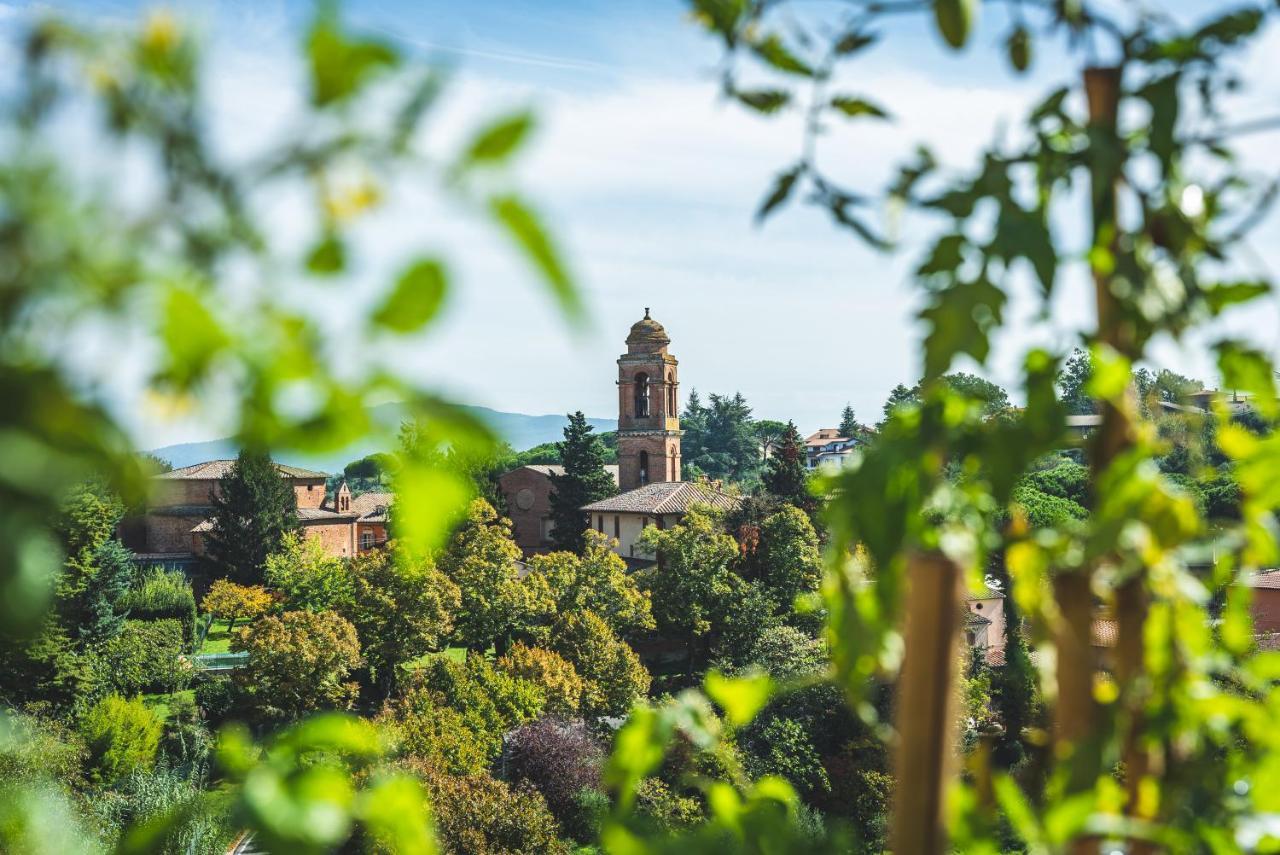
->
(498, 464), (620, 554)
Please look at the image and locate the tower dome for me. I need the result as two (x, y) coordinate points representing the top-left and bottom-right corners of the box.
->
(625, 308), (670, 353)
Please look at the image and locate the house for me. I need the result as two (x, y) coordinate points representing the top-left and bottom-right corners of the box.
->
(581, 480), (740, 565)
(804, 428), (859, 470)
(963, 583), (1007, 665)
(139, 460), (390, 562)
(498, 463), (620, 554)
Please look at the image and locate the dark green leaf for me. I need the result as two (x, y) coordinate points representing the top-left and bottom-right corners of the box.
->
(933, 0), (977, 49)
(1138, 74), (1180, 173)
(755, 164), (803, 223)
(458, 110), (535, 170)
(690, 0), (749, 45)
(919, 277), (1006, 377)
(735, 88), (790, 114)
(834, 30), (877, 55)
(371, 259), (448, 333)
(1006, 26), (1032, 72)
(993, 203), (1057, 295)
(489, 194), (584, 325)
(917, 234), (966, 277)
(1204, 280), (1269, 315)
(751, 33), (812, 76)
(829, 96), (888, 120)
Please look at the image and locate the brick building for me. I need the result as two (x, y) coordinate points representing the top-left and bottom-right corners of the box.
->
(498, 464), (620, 554)
(139, 460), (391, 562)
(582, 480), (738, 565)
(616, 309), (682, 492)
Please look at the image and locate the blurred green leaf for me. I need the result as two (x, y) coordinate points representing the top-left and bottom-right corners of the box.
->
(457, 110), (535, 170)
(933, 0), (977, 49)
(829, 95), (888, 120)
(305, 234), (346, 275)
(755, 164), (802, 223)
(489, 194), (584, 325)
(919, 277), (1005, 378)
(734, 89), (790, 114)
(751, 34), (812, 76)
(358, 774), (437, 854)
(704, 670), (775, 726)
(1006, 26), (1032, 72)
(307, 10), (398, 107)
(372, 258), (449, 333)
(1204, 280), (1269, 315)
(158, 286), (230, 389)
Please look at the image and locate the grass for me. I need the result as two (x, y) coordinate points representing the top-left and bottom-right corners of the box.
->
(142, 688), (196, 721)
(199, 618), (234, 655)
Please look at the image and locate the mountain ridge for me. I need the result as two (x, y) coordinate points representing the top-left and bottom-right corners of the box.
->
(147, 405), (617, 473)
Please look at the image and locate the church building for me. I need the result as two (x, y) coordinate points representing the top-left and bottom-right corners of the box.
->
(500, 309), (736, 562)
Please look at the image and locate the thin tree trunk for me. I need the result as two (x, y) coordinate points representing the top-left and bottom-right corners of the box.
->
(891, 549), (963, 854)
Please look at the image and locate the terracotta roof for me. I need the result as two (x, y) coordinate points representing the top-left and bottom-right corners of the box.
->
(191, 506), (353, 532)
(805, 429), (849, 446)
(1244, 570), (1280, 590)
(156, 460), (328, 480)
(965, 583), (1004, 601)
(581, 481), (740, 515)
(349, 491), (394, 522)
(965, 611), (992, 628)
(519, 464), (621, 485)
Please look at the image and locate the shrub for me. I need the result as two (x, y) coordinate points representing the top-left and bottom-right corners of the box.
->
(0, 710), (87, 790)
(193, 676), (237, 727)
(496, 644), (584, 718)
(380, 688), (495, 776)
(740, 716), (830, 799)
(504, 719), (604, 841)
(550, 610), (650, 718)
(120, 569), (198, 641)
(231, 610), (362, 723)
(633, 778), (703, 835)
(80, 694), (162, 786)
(412, 763), (567, 855)
(97, 619), (188, 695)
(418, 654), (544, 742)
(200, 580), (274, 630)
(263, 533), (353, 613)
(736, 624), (827, 680)
(91, 764), (234, 854)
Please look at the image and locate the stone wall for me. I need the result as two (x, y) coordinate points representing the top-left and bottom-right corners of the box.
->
(303, 519), (355, 558)
(145, 514), (207, 554)
(498, 467), (555, 554)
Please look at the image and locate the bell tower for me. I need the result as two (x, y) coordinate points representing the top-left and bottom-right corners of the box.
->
(617, 308), (681, 492)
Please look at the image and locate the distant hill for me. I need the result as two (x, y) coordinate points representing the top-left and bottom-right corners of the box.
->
(147, 405), (617, 473)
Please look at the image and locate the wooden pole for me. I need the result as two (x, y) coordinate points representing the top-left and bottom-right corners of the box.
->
(891, 549), (963, 854)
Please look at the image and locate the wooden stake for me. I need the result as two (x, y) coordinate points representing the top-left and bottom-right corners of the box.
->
(891, 549), (963, 854)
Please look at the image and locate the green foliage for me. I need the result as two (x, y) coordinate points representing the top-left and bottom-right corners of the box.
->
(552, 610), (651, 718)
(418, 654), (545, 743)
(498, 643), (586, 718)
(681, 391), (764, 486)
(200, 579), (274, 629)
(341, 546), (460, 696)
(263, 531), (354, 614)
(231, 610), (363, 723)
(548, 411), (618, 553)
(203, 451), (300, 586)
(752, 505), (823, 611)
(415, 764), (567, 855)
(80, 694), (162, 786)
(524, 532), (655, 639)
(760, 422), (813, 515)
(97, 619), (188, 696)
(79, 539), (135, 646)
(383, 690), (497, 776)
(119, 568), (199, 641)
(438, 499), (546, 651)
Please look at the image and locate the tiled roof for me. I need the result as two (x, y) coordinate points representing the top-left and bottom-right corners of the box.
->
(519, 464), (620, 485)
(965, 583), (1004, 601)
(191, 506), (353, 532)
(1245, 570), (1280, 590)
(964, 611), (992, 627)
(349, 491), (394, 522)
(581, 481), (740, 515)
(805, 429), (849, 446)
(156, 460), (329, 480)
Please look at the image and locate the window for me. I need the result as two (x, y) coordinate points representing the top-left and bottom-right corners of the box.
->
(634, 372), (650, 417)
(597, 514), (604, 533)
(639, 450), (649, 484)
(667, 372), (676, 414)
(360, 531), (373, 550)
(614, 515), (620, 537)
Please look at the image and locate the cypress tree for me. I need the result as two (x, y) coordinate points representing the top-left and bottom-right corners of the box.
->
(548, 412), (617, 554)
(204, 450), (300, 585)
(761, 421), (813, 515)
(838, 404), (860, 439)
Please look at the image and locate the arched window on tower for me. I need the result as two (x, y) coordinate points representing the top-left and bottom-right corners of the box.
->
(666, 372), (676, 415)
(634, 372), (650, 418)
(639, 450), (649, 485)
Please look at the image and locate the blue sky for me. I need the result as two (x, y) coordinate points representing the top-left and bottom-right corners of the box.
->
(9, 0), (1280, 446)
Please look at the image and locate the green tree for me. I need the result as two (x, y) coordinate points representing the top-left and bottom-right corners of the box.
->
(548, 411), (617, 553)
(637, 505), (742, 676)
(231, 610), (363, 723)
(838, 404), (861, 438)
(525, 530), (655, 638)
(760, 421), (812, 514)
(752, 505), (823, 612)
(341, 546), (460, 697)
(551, 610), (650, 718)
(438, 499), (550, 652)
(200, 579), (275, 631)
(263, 531), (353, 613)
(681, 392), (761, 485)
(203, 451), (300, 586)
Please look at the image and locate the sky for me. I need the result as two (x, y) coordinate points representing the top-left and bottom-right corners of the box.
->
(8, 0), (1280, 447)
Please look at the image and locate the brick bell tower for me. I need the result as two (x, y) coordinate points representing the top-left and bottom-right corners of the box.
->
(616, 309), (682, 492)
